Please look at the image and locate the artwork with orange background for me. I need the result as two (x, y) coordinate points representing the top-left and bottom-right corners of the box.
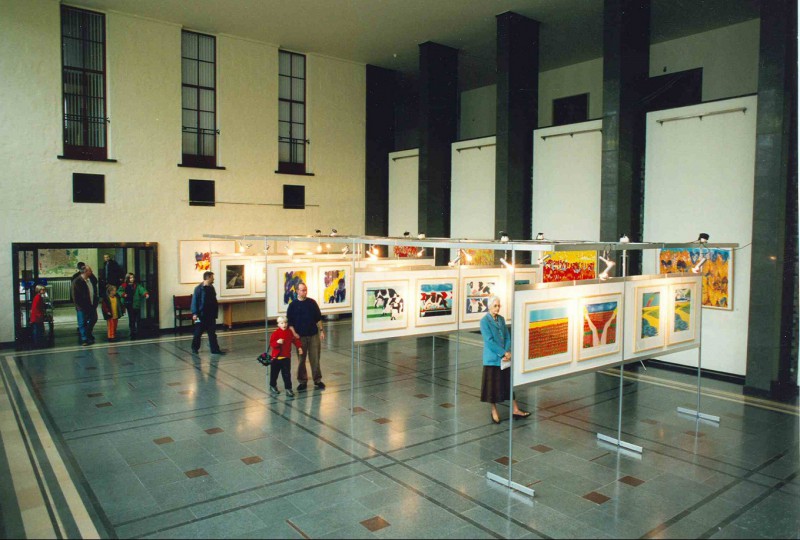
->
(658, 248), (732, 310)
(463, 249), (495, 265)
(542, 251), (596, 283)
(393, 246), (419, 258)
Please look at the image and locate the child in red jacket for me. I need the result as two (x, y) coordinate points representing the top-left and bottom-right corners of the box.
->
(269, 316), (303, 396)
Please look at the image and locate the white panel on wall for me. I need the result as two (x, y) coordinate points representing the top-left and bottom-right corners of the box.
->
(388, 149), (419, 237)
(532, 120), (602, 241)
(537, 58), (604, 128)
(451, 137), (496, 241)
(643, 96), (757, 376)
(460, 86), (496, 140)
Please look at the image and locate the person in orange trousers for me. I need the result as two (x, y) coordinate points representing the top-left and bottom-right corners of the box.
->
(101, 284), (125, 341)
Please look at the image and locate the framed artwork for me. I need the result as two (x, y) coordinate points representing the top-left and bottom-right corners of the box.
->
(393, 246), (419, 258)
(577, 294), (622, 361)
(363, 280), (409, 332)
(219, 259), (251, 297)
(667, 281), (699, 346)
(464, 249), (495, 265)
(461, 276), (499, 322)
(634, 285), (665, 353)
(319, 266), (350, 309)
(253, 261), (267, 294)
(416, 278), (457, 327)
(37, 248), (83, 278)
(277, 266), (311, 312)
(542, 250), (596, 283)
(658, 248), (733, 310)
(179, 240), (235, 284)
(523, 299), (573, 373)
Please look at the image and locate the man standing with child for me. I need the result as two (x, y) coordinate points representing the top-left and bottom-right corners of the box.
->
(286, 283), (326, 391)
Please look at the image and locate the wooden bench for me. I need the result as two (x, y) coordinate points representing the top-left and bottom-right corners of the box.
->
(173, 294), (194, 333)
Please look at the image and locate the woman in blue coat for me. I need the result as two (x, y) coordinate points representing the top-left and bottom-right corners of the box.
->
(480, 296), (531, 424)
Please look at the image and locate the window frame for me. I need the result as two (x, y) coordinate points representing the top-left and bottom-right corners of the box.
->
(60, 5), (108, 161)
(181, 30), (218, 169)
(278, 50), (307, 175)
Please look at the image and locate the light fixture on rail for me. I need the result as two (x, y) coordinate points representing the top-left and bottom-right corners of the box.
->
(619, 234), (630, 243)
(499, 257), (514, 271)
(315, 229), (322, 235)
(330, 228), (338, 237)
(535, 232), (545, 241)
(536, 253), (551, 265)
(691, 256), (708, 274)
(461, 249), (473, 263)
(341, 245), (350, 256)
(416, 247), (426, 257)
(598, 253), (615, 280)
(697, 232), (710, 244)
(403, 231), (410, 238)
(285, 242), (294, 256)
(499, 231), (509, 243)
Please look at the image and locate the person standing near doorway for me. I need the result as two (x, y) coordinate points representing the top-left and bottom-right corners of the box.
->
(30, 284), (47, 347)
(287, 283), (325, 391)
(72, 265), (99, 346)
(100, 253), (124, 298)
(121, 272), (149, 339)
(191, 271), (225, 355)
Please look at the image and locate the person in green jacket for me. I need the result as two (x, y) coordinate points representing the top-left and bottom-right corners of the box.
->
(120, 272), (149, 339)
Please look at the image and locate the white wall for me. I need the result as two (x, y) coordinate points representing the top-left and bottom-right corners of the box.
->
(642, 96), (757, 376)
(387, 149), (419, 237)
(450, 137), (496, 240)
(532, 120), (603, 241)
(460, 20), (760, 133)
(0, 1), (366, 342)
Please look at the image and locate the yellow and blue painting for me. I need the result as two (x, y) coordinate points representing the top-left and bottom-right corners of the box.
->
(640, 291), (660, 339)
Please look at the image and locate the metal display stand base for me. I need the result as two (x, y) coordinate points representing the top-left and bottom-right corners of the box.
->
(676, 407), (721, 423)
(486, 472), (535, 497)
(596, 433), (644, 453)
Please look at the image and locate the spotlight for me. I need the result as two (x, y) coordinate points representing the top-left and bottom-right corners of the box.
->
(697, 233), (710, 244)
(537, 253), (552, 265)
(330, 228), (338, 236)
(499, 258), (514, 271)
(598, 255), (616, 280)
(691, 257), (708, 274)
(416, 247), (426, 257)
(535, 232), (544, 241)
(286, 243), (293, 256)
(403, 231), (410, 238)
(316, 244), (323, 253)
(315, 229), (322, 235)
(417, 233), (426, 239)
(499, 231), (509, 243)
(448, 255), (461, 267)
(460, 249), (473, 263)
(372, 245), (380, 255)
(619, 234), (630, 243)
(341, 246), (350, 255)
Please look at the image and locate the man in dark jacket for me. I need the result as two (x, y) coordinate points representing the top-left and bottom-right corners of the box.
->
(100, 254), (124, 298)
(71, 265), (99, 346)
(190, 271), (224, 355)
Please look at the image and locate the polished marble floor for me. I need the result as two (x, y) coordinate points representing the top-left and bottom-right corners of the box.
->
(0, 321), (798, 539)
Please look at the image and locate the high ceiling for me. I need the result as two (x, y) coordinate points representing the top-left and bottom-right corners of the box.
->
(75, 0), (761, 90)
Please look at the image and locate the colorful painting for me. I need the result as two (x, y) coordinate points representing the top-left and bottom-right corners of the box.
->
(668, 281), (699, 345)
(658, 248), (733, 310)
(363, 280), (409, 332)
(37, 248), (85, 278)
(523, 300), (573, 372)
(464, 249), (495, 265)
(462, 277), (498, 322)
(393, 246), (419, 258)
(179, 240), (235, 283)
(634, 285), (665, 353)
(219, 258), (251, 297)
(416, 279), (456, 326)
(320, 267), (349, 308)
(578, 294), (622, 361)
(542, 251), (596, 283)
(280, 269), (308, 311)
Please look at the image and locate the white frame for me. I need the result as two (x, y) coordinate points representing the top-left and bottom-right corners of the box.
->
(274, 265), (313, 313)
(219, 258), (251, 297)
(461, 274), (501, 323)
(318, 265), (352, 309)
(633, 284), (666, 353)
(415, 277), (458, 327)
(362, 279), (410, 333)
(667, 280), (700, 346)
(577, 293), (623, 362)
(179, 240), (235, 284)
(522, 298), (574, 373)
(254, 260), (267, 294)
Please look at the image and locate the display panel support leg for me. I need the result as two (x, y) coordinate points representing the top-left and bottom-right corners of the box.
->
(596, 365), (643, 454)
(676, 337), (720, 423)
(486, 472), (535, 497)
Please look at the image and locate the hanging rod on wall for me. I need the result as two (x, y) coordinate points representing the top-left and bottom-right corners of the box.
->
(456, 142), (496, 153)
(391, 154), (418, 162)
(656, 106), (747, 125)
(540, 128), (602, 141)
(184, 200), (320, 207)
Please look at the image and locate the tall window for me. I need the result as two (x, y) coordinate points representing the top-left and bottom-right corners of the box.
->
(181, 31), (217, 168)
(61, 6), (107, 160)
(278, 50), (306, 174)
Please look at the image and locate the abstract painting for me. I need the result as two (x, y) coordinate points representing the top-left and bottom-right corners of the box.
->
(363, 280), (409, 332)
(416, 279), (456, 327)
(219, 259), (251, 297)
(542, 251), (596, 283)
(634, 285), (665, 353)
(462, 277), (498, 322)
(278, 268), (310, 312)
(523, 300), (573, 372)
(578, 294), (622, 361)
(319, 267), (350, 308)
(179, 240), (235, 283)
(667, 281), (699, 345)
(658, 248), (733, 310)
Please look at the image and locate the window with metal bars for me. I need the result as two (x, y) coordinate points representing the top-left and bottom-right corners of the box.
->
(181, 31), (217, 168)
(278, 50), (307, 174)
(61, 5), (107, 161)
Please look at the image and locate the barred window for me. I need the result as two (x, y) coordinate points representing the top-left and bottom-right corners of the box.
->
(182, 31), (217, 168)
(61, 5), (107, 160)
(278, 50), (307, 174)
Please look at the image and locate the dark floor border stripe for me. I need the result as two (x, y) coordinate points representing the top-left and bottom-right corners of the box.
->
(0, 427), (26, 538)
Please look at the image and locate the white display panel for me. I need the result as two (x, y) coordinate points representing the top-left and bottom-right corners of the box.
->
(459, 267), (510, 330)
(388, 149), (419, 237)
(450, 136), (496, 241)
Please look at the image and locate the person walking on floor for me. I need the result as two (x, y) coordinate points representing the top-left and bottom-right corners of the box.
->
(191, 271), (225, 355)
(479, 295), (530, 424)
(101, 284), (125, 341)
(120, 272), (149, 339)
(72, 265), (99, 346)
(268, 316), (303, 397)
(286, 283), (326, 391)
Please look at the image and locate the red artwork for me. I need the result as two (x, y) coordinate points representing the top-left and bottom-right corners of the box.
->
(393, 245), (419, 258)
(528, 319), (569, 359)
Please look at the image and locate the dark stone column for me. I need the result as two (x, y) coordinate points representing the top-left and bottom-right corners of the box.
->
(495, 12), (539, 252)
(364, 65), (397, 236)
(745, 0), (798, 400)
(600, 0), (650, 271)
(418, 42), (458, 264)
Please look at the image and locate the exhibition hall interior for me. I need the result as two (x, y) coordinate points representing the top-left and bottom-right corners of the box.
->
(0, 0), (797, 538)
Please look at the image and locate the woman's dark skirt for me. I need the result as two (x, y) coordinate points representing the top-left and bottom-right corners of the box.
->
(480, 365), (510, 403)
